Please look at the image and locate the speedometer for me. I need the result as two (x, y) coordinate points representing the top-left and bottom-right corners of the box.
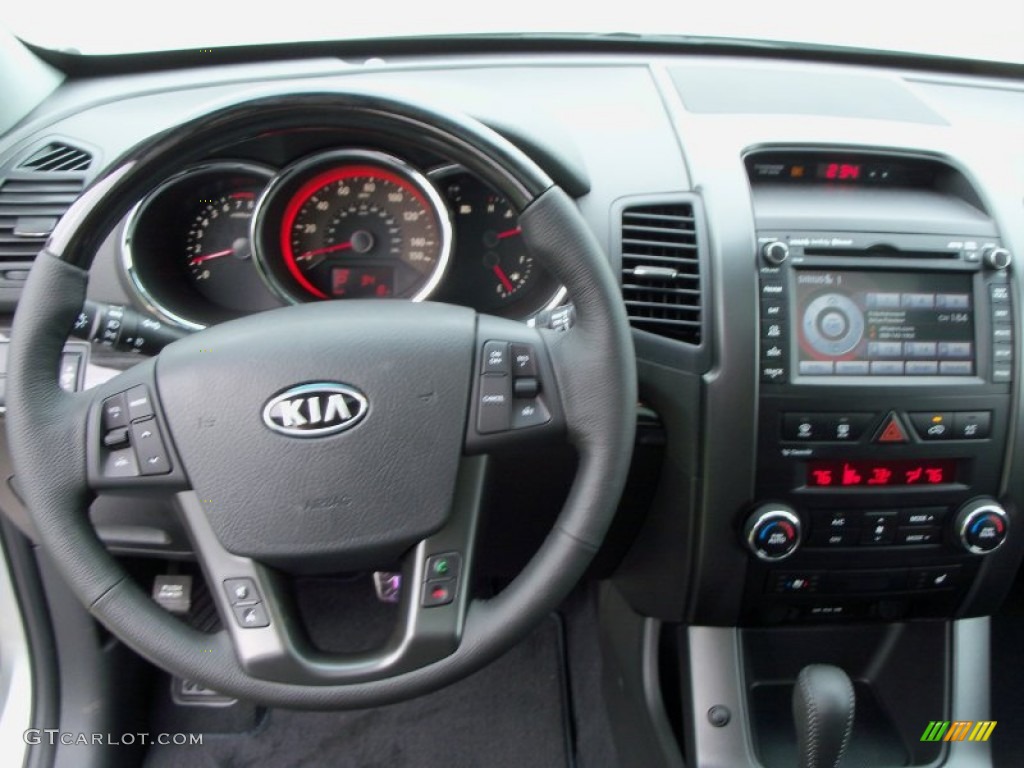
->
(253, 151), (452, 303)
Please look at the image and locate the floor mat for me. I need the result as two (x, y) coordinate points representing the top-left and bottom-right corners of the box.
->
(144, 617), (570, 768)
(990, 580), (1024, 768)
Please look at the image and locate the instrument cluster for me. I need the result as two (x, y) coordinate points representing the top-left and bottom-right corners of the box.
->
(122, 150), (563, 329)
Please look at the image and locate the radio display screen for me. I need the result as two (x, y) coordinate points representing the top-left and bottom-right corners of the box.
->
(793, 270), (974, 377)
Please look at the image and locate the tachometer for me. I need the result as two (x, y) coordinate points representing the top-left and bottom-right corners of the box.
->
(253, 151), (452, 303)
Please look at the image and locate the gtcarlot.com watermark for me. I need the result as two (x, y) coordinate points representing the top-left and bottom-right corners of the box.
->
(24, 730), (202, 746)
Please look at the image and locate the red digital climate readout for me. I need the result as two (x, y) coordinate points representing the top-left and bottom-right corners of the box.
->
(807, 459), (957, 488)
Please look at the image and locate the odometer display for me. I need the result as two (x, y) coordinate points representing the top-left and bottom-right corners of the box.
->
(255, 151), (452, 303)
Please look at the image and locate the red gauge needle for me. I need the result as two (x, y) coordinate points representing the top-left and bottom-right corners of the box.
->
(493, 265), (515, 293)
(297, 241), (353, 260)
(189, 248), (234, 266)
(496, 227), (522, 240)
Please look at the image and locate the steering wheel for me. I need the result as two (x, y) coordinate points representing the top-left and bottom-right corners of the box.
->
(5, 92), (636, 708)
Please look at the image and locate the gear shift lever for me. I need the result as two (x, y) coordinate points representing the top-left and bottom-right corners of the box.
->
(792, 665), (855, 768)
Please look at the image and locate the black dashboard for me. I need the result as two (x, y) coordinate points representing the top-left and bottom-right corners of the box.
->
(2, 39), (1024, 766)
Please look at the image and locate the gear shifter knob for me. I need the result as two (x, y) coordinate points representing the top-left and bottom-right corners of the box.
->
(792, 665), (855, 768)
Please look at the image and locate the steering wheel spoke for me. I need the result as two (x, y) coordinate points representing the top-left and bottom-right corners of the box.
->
(175, 456), (486, 685)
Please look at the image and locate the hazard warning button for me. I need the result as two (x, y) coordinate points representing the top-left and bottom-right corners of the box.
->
(875, 412), (908, 444)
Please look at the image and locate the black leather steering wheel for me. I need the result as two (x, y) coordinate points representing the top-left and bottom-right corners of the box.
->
(6, 92), (636, 708)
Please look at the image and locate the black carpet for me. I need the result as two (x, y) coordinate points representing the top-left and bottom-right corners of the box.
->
(143, 617), (570, 768)
(990, 579), (1024, 768)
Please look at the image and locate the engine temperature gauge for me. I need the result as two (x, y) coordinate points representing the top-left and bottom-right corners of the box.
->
(442, 172), (535, 311)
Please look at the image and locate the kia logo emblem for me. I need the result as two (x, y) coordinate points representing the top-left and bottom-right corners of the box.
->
(262, 383), (368, 437)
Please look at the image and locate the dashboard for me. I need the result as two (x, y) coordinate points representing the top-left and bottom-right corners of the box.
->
(2, 36), (1024, 768)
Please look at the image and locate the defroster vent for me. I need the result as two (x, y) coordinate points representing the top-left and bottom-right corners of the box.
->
(620, 202), (702, 344)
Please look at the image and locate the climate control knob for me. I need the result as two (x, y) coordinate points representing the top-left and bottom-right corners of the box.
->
(762, 240), (790, 266)
(745, 505), (802, 561)
(955, 499), (1009, 554)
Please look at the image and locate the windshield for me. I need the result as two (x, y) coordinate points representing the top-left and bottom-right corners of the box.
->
(6, 0), (1023, 64)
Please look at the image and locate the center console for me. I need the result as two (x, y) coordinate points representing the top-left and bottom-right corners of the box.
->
(740, 150), (1018, 625)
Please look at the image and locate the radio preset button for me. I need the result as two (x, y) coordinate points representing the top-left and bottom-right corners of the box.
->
(905, 361), (939, 375)
(835, 361), (869, 375)
(939, 361), (973, 375)
(870, 361), (905, 375)
(798, 361), (833, 375)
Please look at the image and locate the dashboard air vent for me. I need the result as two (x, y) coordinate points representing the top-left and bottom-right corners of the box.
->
(0, 178), (84, 263)
(17, 142), (93, 173)
(620, 202), (702, 344)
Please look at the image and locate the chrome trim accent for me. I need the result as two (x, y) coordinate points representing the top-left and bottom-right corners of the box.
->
(958, 502), (1008, 554)
(262, 382), (369, 438)
(252, 150), (453, 305)
(120, 161), (276, 332)
(746, 507), (801, 562)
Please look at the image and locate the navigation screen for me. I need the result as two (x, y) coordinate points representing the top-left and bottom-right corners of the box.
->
(794, 270), (975, 377)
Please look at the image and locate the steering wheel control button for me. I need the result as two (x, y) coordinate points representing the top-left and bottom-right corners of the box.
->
(512, 397), (551, 429)
(482, 341), (510, 375)
(102, 394), (130, 430)
(744, 506), (801, 561)
(425, 553), (461, 582)
(513, 377), (541, 399)
(223, 578), (262, 606)
(510, 344), (538, 376)
(477, 374), (512, 433)
(232, 603), (270, 629)
(422, 582), (455, 607)
(102, 427), (131, 450)
(130, 418), (172, 475)
(103, 448), (139, 478)
(126, 385), (156, 421)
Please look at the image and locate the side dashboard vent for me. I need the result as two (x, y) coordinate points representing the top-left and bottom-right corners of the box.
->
(0, 178), (85, 263)
(620, 202), (702, 344)
(17, 142), (93, 173)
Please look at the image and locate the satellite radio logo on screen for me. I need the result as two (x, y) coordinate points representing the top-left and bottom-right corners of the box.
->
(920, 721), (997, 742)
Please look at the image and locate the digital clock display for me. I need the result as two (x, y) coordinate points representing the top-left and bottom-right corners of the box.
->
(817, 162), (861, 181)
